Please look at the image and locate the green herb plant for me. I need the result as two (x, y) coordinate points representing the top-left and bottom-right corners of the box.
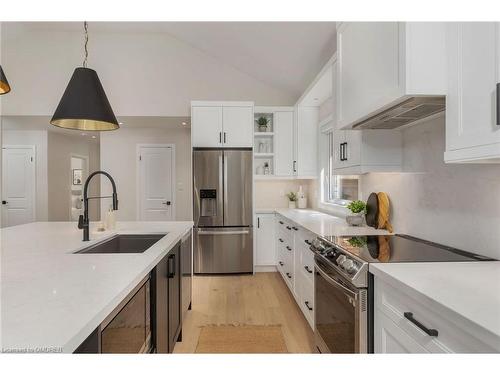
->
(347, 200), (366, 214)
(257, 116), (269, 126)
(286, 192), (298, 202)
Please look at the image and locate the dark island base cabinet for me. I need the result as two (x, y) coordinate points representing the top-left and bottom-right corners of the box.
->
(152, 241), (182, 353)
(74, 239), (188, 354)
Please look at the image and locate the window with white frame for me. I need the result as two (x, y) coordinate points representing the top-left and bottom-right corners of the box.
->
(324, 132), (359, 205)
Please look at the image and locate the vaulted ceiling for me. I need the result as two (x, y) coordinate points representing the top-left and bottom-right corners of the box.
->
(6, 22), (337, 100)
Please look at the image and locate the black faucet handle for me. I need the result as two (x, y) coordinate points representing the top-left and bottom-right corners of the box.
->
(78, 215), (84, 229)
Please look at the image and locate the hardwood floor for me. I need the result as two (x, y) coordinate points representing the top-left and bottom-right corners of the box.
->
(173, 272), (315, 353)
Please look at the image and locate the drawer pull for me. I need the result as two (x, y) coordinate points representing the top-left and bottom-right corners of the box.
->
(286, 226), (292, 230)
(304, 301), (313, 311)
(304, 265), (313, 274)
(304, 239), (311, 245)
(286, 246), (292, 251)
(279, 261), (284, 266)
(403, 312), (438, 337)
(292, 226), (298, 231)
(278, 238), (284, 243)
(279, 221), (284, 224)
(286, 272), (292, 279)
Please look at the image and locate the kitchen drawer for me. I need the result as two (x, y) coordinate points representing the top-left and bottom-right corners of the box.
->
(296, 271), (314, 329)
(375, 278), (497, 353)
(298, 242), (314, 283)
(374, 309), (430, 353)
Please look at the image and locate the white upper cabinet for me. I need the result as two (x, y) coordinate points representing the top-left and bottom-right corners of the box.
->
(444, 23), (500, 163)
(296, 106), (318, 177)
(191, 101), (254, 148)
(222, 106), (254, 147)
(336, 22), (446, 130)
(274, 110), (295, 176)
(191, 106), (223, 147)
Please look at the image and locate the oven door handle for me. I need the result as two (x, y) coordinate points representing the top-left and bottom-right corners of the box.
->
(315, 263), (358, 299)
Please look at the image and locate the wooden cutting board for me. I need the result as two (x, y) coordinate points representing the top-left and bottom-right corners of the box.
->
(377, 192), (393, 233)
(365, 193), (379, 228)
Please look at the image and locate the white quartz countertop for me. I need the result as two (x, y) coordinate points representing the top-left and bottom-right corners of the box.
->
(370, 262), (500, 342)
(274, 208), (390, 237)
(0, 221), (193, 353)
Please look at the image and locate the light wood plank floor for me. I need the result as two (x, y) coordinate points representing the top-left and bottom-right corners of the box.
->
(173, 272), (315, 353)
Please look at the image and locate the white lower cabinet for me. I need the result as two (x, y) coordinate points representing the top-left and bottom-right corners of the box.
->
(255, 213), (276, 268)
(275, 214), (315, 329)
(374, 276), (498, 353)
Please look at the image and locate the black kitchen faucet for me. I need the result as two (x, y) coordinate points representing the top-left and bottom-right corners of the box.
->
(78, 171), (118, 241)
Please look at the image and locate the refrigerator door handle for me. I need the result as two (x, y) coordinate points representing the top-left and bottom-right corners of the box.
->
(223, 153), (228, 222)
(197, 229), (250, 235)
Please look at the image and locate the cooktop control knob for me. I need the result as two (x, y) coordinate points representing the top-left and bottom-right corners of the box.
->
(337, 255), (346, 266)
(343, 259), (356, 273)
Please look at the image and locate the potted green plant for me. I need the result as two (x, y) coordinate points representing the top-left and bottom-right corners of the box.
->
(257, 116), (269, 132)
(286, 191), (298, 209)
(346, 200), (366, 226)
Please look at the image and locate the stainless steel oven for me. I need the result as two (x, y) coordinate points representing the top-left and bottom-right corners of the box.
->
(314, 255), (367, 353)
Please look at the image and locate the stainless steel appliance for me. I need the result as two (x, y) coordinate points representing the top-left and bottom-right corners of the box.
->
(193, 148), (253, 274)
(310, 234), (493, 353)
(100, 275), (152, 353)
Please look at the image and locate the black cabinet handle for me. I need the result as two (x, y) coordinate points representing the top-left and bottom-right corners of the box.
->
(339, 143), (343, 161)
(257, 217), (260, 228)
(167, 254), (176, 278)
(304, 239), (311, 245)
(286, 246), (292, 251)
(403, 312), (438, 337)
(279, 261), (284, 266)
(344, 142), (348, 161)
(278, 238), (284, 243)
(304, 265), (313, 274)
(219, 132), (222, 144)
(497, 83), (500, 126)
(340, 142), (348, 161)
(292, 226), (298, 231)
(286, 272), (292, 279)
(2, 200), (7, 205)
(279, 221), (284, 225)
(224, 132), (227, 143)
(286, 226), (291, 230)
(293, 160), (297, 173)
(304, 301), (313, 311)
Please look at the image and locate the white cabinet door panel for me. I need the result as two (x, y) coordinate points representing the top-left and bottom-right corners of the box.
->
(191, 106), (223, 147)
(274, 111), (294, 176)
(296, 107), (318, 176)
(222, 106), (253, 147)
(255, 214), (276, 266)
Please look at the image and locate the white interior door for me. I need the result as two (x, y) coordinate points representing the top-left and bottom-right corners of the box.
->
(1, 146), (36, 227)
(138, 145), (175, 221)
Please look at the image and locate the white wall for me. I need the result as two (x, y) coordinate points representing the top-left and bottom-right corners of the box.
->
(2, 129), (48, 221)
(360, 116), (500, 260)
(100, 126), (191, 221)
(255, 180), (315, 210)
(1, 26), (295, 117)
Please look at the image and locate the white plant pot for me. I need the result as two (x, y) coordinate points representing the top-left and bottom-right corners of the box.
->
(288, 201), (296, 209)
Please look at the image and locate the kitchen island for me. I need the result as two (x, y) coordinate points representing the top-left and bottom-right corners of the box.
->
(1, 221), (192, 353)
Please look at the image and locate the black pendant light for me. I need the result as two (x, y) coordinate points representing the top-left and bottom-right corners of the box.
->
(51, 22), (119, 131)
(0, 65), (11, 95)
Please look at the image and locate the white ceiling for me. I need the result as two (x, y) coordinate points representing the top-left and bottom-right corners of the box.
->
(5, 22), (337, 99)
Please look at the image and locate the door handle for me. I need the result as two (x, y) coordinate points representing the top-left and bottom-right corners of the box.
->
(304, 301), (313, 311)
(167, 254), (176, 278)
(219, 132), (222, 144)
(2, 200), (7, 205)
(403, 312), (438, 337)
(286, 272), (292, 279)
(293, 160), (297, 173)
(292, 226), (298, 231)
(304, 239), (311, 245)
(286, 246), (292, 251)
(257, 217), (260, 228)
(278, 261), (284, 266)
(278, 238), (284, 243)
(286, 226), (291, 230)
(304, 265), (313, 274)
(197, 230), (250, 235)
(497, 83), (500, 126)
(162, 201), (171, 205)
(223, 132), (227, 144)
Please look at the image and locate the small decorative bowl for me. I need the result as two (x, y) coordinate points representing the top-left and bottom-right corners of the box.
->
(346, 215), (364, 226)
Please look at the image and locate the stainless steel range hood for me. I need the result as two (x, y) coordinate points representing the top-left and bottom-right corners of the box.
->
(351, 96), (445, 130)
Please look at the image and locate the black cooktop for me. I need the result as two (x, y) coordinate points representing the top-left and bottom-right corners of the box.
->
(324, 234), (492, 263)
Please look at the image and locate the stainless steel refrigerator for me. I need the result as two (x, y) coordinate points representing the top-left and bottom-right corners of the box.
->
(193, 148), (253, 274)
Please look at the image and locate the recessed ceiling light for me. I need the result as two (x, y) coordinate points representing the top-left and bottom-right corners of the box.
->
(118, 122), (123, 125)
(314, 98), (319, 101)
(81, 132), (86, 136)
(181, 121), (187, 126)
(92, 135), (96, 139)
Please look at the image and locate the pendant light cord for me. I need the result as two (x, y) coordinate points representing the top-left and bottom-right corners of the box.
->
(83, 21), (89, 68)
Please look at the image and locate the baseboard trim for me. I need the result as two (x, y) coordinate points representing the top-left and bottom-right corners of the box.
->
(254, 265), (278, 273)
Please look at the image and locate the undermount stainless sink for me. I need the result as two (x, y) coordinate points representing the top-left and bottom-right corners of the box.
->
(74, 234), (166, 254)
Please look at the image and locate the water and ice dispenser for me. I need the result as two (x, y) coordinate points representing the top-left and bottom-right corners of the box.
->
(200, 189), (217, 217)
